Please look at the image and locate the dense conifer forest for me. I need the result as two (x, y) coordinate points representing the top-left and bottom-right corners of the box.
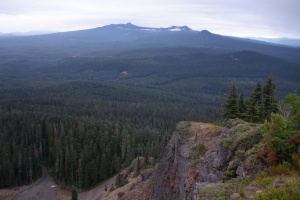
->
(0, 80), (219, 188)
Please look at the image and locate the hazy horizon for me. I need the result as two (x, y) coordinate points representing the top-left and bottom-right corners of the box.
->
(0, 0), (299, 38)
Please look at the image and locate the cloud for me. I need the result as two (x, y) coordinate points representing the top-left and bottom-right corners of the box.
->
(0, 0), (299, 38)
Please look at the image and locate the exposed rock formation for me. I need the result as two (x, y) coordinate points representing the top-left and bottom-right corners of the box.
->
(119, 120), (263, 200)
(151, 131), (191, 199)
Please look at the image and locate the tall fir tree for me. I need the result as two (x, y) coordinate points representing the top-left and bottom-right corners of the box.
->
(223, 82), (239, 119)
(245, 82), (263, 122)
(238, 91), (246, 119)
(263, 76), (278, 121)
(71, 188), (78, 200)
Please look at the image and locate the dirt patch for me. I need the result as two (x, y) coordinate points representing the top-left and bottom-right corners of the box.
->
(189, 122), (222, 149)
(1, 166), (69, 200)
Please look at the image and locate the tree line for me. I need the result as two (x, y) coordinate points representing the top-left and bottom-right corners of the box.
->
(223, 76), (278, 123)
(224, 77), (300, 169)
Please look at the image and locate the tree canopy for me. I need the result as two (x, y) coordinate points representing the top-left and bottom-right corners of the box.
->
(224, 77), (278, 123)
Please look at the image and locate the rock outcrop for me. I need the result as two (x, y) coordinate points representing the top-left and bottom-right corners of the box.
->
(120, 120), (263, 200)
(151, 131), (191, 199)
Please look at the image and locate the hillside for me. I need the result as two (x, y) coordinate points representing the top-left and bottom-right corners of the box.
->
(2, 118), (299, 199)
(99, 119), (300, 200)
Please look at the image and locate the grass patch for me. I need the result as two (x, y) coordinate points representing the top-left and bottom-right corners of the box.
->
(198, 177), (251, 200)
(192, 143), (207, 156)
(221, 138), (235, 150)
(256, 177), (273, 188)
(267, 164), (291, 176)
(254, 178), (300, 200)
(176, 121), (192, 139)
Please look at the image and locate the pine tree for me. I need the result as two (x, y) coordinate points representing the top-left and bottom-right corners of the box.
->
(223, 82), (239, 119)
(71, 188), (78, 200)
(245, 82), (263, 122)
(238, 91), (246, 119)
(263, 76), (278, 120)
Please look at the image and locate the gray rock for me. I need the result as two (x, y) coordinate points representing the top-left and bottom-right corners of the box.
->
(236, 165), (245, 178)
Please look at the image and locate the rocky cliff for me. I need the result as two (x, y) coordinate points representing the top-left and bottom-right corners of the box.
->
(148, 122), (231, 200)
(112, 119), (264, 200)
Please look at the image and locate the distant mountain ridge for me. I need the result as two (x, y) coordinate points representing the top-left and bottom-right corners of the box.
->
(0, 23), (300, 63)
(249, 37), (300, 47)
(101, 22), (192, 32)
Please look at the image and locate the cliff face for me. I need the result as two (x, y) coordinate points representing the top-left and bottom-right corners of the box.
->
(151, 131), (191, 200)
(147, 122), (232, 200)
(120, 120), (263, 200)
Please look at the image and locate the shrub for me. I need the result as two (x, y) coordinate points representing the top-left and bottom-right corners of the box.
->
(266, 164), (290, 176)
(238, 188), (245, 198)
(236, 128), (263, 151)
(235, 150), (246, 159)
(256, 171), (267, 180)
(255, 179), (300, 200)
(230, 123), (251, 135)
(118, 192), (125, 198)
(256, 177), (272, 188)
(292, 154), (300, 171)
(192, 143), (207, 155)
(221, 138), (235, 150)
(176, 121), (192, 139)
(198, 178), (250, 200)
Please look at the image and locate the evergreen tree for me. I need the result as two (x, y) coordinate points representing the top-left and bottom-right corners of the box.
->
(263, 76), (278, 120)
(284, 93), (300, 130)
(245, 82), (263, 122)
(71, 188), (78, 200)
(223, 82), (239, 119)
(238, 91), (246, 119)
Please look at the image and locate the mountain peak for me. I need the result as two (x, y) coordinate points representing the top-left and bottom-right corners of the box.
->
(126, 22), (134, 25)
(200, 30), (212, 35)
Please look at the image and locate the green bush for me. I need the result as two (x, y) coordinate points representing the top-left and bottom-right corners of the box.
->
(255, 179), (300, 200)
(238, 188), (246, 198)
(266, 164), (291, 176)
(192, 143), (207, 155)
(118, 192), (125, 197)
(221, 138), (235, 150)
(256, 177), (273, 188)
(198, 178), (250, 200)
(292, 154), (300, 171)
(230, 123), (251, 135)
(176, 121), (192, 139)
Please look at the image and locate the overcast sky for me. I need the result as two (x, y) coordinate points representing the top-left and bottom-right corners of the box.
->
(0, 0), (299, 38)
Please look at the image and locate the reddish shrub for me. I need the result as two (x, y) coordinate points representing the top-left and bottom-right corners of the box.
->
(266, 150), (277, 163)
(257, 151), (264, 158)
(267, 164), (290, 176)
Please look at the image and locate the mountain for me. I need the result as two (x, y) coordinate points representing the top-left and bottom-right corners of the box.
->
(249, 37), (300, 47)
(0, 23), (300, 63)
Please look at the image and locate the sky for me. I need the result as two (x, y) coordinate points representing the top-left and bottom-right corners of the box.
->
(0, 0), (299, 38)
